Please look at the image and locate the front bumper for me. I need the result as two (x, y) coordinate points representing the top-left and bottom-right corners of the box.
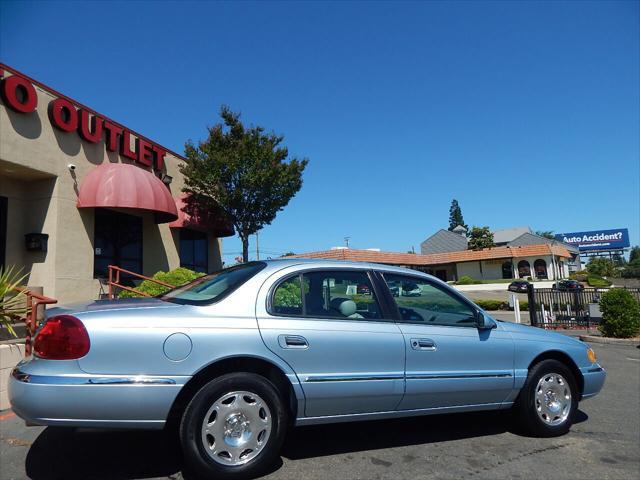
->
(580, 365), (606, 400)
(9, 360), (189, 429)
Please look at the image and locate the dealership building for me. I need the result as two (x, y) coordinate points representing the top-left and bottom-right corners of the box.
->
(0, 64), (232, 304)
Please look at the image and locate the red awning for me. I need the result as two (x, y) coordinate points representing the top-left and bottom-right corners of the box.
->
(169, 194), (234, 237)
(77, 163), (178, 223)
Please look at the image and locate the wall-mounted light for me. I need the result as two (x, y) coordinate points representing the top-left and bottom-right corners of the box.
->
(161, 174), (173, 186)
(25, 233), (48, 252)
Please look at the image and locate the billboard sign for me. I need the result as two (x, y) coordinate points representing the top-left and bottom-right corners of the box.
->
(555, 228), (630, 252)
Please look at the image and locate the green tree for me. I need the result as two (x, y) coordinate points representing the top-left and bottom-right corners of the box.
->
(622, 258), (640, 278)
(448, 199), (467, 231)
(181, 106), (309, 262)
(586, 257), (618, 277)
(467, 226), (494, 250)
(598, 288), (640, 338)
(535, 230), (555, 239)
(629, 246), (640, 263)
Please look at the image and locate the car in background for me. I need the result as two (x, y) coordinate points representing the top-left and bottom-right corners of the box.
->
(356, 283), (371, 295)
(553, 280), (584, 291)
(9, 259), (606, 479)
(508, 280), (530, 293)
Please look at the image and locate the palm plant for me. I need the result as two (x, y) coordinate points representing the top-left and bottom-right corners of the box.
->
(0, 266), (29, 338)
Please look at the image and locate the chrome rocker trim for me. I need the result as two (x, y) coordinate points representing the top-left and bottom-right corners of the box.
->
(12, 368), (182, 385)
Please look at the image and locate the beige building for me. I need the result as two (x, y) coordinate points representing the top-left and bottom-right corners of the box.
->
(0, 63), (231, 304)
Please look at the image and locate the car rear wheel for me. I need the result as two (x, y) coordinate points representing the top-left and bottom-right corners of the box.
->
(180, 372), (287, 479)
(514, 359), (578, 437)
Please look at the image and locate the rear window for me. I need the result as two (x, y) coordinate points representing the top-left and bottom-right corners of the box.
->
(160, 262), (266, 305)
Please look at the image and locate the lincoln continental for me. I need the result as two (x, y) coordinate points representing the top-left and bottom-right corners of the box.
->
(9, 259), (606, 478)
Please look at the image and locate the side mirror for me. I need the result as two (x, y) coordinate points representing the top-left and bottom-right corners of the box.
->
(476, 310), (497, 330)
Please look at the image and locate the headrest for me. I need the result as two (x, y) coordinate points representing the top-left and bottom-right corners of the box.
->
(330, 298), (357, 317)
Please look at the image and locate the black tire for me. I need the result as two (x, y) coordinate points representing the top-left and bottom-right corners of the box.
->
(514, 359), (578, 437)
(180, 372), (287, 479)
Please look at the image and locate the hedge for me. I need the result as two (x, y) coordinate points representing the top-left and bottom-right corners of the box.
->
(598, 288), (640, 338)
(119, 267), (205, 298)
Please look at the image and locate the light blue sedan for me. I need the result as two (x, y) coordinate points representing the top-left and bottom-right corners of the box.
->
(9, 259), (606, 479)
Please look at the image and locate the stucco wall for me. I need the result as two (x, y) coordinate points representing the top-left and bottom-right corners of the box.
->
(0, 69), (223, 303)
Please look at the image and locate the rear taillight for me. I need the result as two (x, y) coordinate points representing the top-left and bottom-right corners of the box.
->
(33, 315), (90, 360)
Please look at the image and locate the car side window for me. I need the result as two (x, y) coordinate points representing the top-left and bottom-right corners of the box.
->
(383, 273), (477, 327)
(270, 270), (383, 320)
(272, 275), (304, 316)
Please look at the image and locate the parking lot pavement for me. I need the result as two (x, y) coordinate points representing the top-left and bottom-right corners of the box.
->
(1, 341), (638, 480)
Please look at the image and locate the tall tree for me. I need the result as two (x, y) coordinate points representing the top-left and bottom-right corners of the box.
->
(630, 246), (640, 263)
(448, 199), (467, 231)
(535, 230), (555, 239)
(181, 106), (309, 262)
(467, 226), (495, 250)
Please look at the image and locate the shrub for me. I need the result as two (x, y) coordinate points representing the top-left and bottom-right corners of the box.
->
(598, 288), (640, 338)
(587, 275), (611, 288)
(622, 258), (640, 279)
(586, 257), (618, 278)
(119, 267), (205, 298)
(570, 270), (589, 282)
(456, 276), (477, 285)
(473, 299), (505, 310)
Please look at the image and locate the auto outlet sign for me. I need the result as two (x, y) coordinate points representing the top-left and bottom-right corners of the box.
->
(555, 228), (630, 252)
(0, 67), (167, 172)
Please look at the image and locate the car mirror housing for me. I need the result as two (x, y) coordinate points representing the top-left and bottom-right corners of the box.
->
(476, 311), (497, 330)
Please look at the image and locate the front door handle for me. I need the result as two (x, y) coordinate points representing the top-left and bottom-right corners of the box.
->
(410, 338), (437, 351)
(278, 335), (309, 349)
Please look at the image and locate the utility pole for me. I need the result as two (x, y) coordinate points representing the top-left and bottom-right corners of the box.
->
(344, 236), (351, 248)
(256, 232), (260, 260)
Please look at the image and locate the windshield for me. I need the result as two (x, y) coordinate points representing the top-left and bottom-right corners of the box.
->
(160, 262), (266, 305)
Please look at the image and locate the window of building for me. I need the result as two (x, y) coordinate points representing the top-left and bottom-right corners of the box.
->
(382, 273), (477, 327)
(94, 209), (142, 279)
(534, 259), (548, 279)
(502, 261), (513, 279)
(180, 229), (208, 273)
(271, 270), (382, 320)
(517, 260), (531, 278)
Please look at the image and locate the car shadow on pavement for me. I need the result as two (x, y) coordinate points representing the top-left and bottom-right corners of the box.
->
(24, 410), (588, 479)
(281, 409), (588, 459)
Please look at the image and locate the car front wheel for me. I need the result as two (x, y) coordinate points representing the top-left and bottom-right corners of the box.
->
(514, 359), (578, 437)
(180, 372), (287, 479)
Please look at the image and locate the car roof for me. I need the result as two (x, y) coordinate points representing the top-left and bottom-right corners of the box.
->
(259, 258), (438, 278)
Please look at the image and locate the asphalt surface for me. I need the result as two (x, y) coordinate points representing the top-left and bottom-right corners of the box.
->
(1, 339), (638, 480)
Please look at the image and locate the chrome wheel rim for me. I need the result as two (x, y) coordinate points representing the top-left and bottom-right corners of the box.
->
(201, 391), (272, 466)
(534, 373), (572, 426)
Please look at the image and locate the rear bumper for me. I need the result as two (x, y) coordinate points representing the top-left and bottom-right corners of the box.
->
(8, 362), (189, 429)
(580, 365), (606, 400)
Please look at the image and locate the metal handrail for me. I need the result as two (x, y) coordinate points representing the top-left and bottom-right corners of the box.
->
(107, 265), (173, 299)
(12, 287), (57, 356)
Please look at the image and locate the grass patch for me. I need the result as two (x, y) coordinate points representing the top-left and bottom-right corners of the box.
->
(588, 275), (611, 288)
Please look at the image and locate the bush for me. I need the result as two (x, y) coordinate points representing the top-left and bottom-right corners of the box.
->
(598, 288), (640, 338)
(622, 258), (640, 279)
(119, 267), (205, 298)
(587, 275), (611, 288)
(473, 299), (505, 310)
(570, 270), (589, 282)
(586, 257), (618, 278)
(456, 276), (479, 285)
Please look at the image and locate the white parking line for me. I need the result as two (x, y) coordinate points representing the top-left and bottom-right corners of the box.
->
(626, 357), (640, 362)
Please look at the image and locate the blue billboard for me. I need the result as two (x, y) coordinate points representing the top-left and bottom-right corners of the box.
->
(555, 228), (630, 252)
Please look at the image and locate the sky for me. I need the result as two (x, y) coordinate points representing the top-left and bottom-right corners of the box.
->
(1, 0), (638, 264)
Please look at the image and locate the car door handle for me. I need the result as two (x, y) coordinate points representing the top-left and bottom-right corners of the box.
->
(410, 338), (437, 351)
(278, 335), (309, 349)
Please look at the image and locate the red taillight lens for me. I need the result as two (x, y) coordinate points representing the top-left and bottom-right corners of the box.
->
(33, 315), (90, 360)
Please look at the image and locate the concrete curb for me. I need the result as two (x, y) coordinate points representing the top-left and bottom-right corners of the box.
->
(579, 334), (640, 346)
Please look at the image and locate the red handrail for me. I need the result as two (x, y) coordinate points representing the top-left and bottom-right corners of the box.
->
(12, 287), (57, 356)
(107, 265), (173, 299)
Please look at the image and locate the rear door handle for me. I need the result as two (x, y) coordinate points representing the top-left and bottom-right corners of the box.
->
(410, 338), (437, 351)
(278, 335), (309, 349)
